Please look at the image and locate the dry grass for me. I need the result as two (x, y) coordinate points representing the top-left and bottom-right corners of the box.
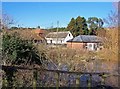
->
(36, 27), (118, 73)
(96, 28), (118, 72)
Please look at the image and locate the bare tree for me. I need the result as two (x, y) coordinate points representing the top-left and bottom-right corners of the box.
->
(103, 2), (119, 28)
(98, 3), (118, 62)
(1, 12), (15, 30)
(103, 10), (118, 28)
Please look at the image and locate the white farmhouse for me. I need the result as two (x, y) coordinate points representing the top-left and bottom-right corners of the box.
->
(45, 31), (73, 45)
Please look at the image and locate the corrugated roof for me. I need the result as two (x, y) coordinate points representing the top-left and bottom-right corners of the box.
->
(46, 31), (70, 38)
(67, 35), (102, 43)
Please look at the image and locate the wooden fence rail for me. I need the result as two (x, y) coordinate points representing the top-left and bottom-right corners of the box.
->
(1, 65), (119, 88)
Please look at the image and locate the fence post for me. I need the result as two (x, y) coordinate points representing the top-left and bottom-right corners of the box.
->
(88, 74), (92, 89)
(68, 74), (71, 87)
(76, 74), (80, 88)
(3, 66), (17, 88)
(2, 76), (8, 87)
(100, 73), (107, 85)
(33, 69), (38, 89)
(56, 72), (60, 89)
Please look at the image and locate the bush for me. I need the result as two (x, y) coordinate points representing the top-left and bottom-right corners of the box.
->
(2, 32), (42, 65)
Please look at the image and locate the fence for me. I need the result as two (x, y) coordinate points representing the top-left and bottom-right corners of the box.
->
(1, 65), (119, 88)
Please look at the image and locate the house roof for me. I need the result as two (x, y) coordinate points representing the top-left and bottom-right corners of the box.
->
(4, 29), (45, 41)
(33, 28), (48, 34)
(67, 35), (102, 43)
(45, 31), (70, 38)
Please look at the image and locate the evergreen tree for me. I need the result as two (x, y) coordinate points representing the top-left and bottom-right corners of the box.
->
(67, 16), (88, 36)
(67, 18), (76, 36)
(87, 17), (104, 35)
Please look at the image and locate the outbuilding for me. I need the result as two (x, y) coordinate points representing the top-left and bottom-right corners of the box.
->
(67, 35), (103, 51)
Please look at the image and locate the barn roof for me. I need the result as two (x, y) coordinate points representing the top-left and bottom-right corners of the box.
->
(45, 31), (70, 38)
(67, 35), (102, 43)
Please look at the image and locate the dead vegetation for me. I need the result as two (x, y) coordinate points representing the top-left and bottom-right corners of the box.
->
(36, 26), (118, 75)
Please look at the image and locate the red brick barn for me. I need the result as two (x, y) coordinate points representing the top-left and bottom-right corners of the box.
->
(67, 35), (103, 51)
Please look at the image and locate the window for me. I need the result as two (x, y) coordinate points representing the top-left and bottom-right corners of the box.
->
(50, 40), (52, 43)
(94, 44), (97, 50)
(89, 44), (92, 48)
(34, 40), (37, 43)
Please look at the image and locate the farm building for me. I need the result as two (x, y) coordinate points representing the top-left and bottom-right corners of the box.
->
(67, 35), (103, 51)
(45, 31), (73, 45)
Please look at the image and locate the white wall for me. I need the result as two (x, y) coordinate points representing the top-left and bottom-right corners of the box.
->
(46, 31), (73, 45)
(46, 38), (65, 44)
(63, 32), (73, 44)
(87, 43), (97, 51)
